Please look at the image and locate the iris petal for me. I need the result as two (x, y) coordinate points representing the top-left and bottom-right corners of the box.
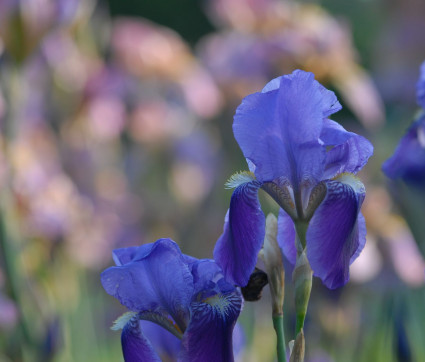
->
(112, 246), (139, 266)
(140, 320), (181, 360)
(233, 89), (288, 182)
(233, 70), (328, 185)
(323, 136), (373, 178)
(277, 208), (297, 264)
(349, 212), (367, 264)
(382, 116), (425, 184)
(306, 176), (366, 289)
(179, 291), (242, 362)
(190, 259), (227, 295)
(317, 82), (343, 118)
(213, 181), (265, 287)
(101, 239), (193, 330)
(121, 319), (161, 362)
(320, 119), (353, 145)
(262, 71), (342, 118)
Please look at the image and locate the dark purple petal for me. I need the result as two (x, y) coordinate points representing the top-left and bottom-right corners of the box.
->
(121, 319), (161, 362)
(101, 239), (193, 329)
(382, 116), (425, 184)
(417, 61), (425, 109)
(178, 291), (242, 362)
(306, 176), (366, 289)
(277, 208), (297, 265)
(233, 70), (328, 185)
(213, 181), (265, 286)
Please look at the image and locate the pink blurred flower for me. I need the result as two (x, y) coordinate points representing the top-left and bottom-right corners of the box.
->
(206, 0), (284, 33)
(112, 18), (192, 80)
(87, 96), (126, 141)
(112, 18), (223, 118)
(386, 222), (425, 287)
(179, 65), (223, 119)
(129, 100), (193, 144)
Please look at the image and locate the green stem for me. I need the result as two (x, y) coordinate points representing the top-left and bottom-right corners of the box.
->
(294, 222), (308, 250)
(273, 314), (287, 362)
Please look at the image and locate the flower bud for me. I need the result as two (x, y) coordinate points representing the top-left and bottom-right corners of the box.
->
(292, 251), (313, 333)
(259, 213), (285, 315)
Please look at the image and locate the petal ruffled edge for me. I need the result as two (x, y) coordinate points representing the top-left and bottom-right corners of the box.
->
(213, 181), (265, 287)
(113, 246), (139, 266)
(262, 71), (342, 118)
(321, 119), (374, 179)
(306, 175), (366, 289)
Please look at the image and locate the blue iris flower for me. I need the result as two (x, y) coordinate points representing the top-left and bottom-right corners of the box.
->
(101, 238), (242, 361)
(382, 61), (425, 185)
(214, 70), (373, 289)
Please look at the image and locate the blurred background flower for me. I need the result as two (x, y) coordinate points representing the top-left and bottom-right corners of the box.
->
(0, 0), (424, 361)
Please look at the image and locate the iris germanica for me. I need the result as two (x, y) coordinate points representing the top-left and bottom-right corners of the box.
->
(214, 70), (373, 289)
(382, 61), (425, 184)
(101, 238), (242, 361)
